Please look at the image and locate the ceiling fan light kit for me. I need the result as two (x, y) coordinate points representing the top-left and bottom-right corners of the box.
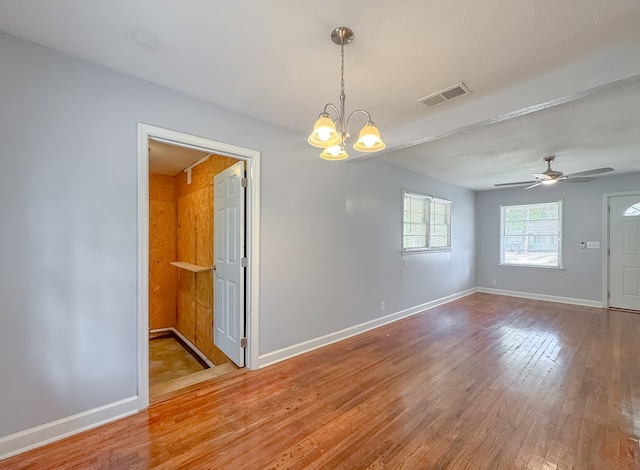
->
(495, 156), (614, 190)
(308, 27), (385, 161)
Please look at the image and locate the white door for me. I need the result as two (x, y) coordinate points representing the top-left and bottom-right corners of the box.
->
(609, 194), (640, 311)
(214, 161), (246, 366)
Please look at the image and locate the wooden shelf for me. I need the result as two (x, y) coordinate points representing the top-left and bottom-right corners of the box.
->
(169, 261), (211, 273)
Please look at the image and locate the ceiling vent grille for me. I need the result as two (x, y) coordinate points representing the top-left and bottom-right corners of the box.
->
(418, 82), (472, 109)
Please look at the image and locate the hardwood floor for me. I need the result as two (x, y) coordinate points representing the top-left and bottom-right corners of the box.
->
(3, 293), (640, 469)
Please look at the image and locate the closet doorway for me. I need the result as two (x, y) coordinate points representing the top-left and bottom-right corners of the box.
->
(137, 124), (261, 409)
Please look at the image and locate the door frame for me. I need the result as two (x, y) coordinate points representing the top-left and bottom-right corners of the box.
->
(602, 190), (640, 308)
(137, 123), (261, 410)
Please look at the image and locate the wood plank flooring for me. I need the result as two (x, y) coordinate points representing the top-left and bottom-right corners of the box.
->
(3, 293), (640, 469)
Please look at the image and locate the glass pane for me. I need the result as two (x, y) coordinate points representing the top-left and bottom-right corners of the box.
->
(504, 251), (559, 266)
(404, 194), (427, 214)
(503, 234), (559, 266)
(624, 203), (640, 217)
(527, 219), (558, 235)
(404, 236), (427, 249)
(406, 223), (427, 236)
(505, 208), (527, 222)
(431, 213), (445, 225)
(409, 206), (424, 217)
(504, 221), (527, 235)
(504, 235), (527, 253)
(403, 193), (432, 251)
(430, 236), (448, 247)
(410, 211), (425, 223)
(429, 201), (450, 249)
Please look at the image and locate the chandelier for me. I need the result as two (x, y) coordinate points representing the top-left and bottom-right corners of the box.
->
(308, 27), (385, 161)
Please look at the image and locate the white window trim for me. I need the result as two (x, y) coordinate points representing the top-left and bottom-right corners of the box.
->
(499, 200), (563, 269)
(402, 190), (452, 254)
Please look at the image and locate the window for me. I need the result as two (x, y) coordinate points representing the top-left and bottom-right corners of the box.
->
(402, 191), (451, 252)
(500, 201), (562, 268)
(624, 202), (640, 217)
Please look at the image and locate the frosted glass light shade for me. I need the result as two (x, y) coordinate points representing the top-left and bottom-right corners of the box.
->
(353, 123), (385, 152)
(319, 145), (349, 161)
(308, 115), (341, 148)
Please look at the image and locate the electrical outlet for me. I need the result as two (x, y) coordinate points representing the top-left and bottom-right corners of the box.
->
(586, 241), (600, 249)
(491, 279), (497, 286)
(380, 301), (385, 311)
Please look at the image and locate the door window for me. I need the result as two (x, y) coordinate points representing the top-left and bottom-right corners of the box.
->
(624, 202), (640, 217)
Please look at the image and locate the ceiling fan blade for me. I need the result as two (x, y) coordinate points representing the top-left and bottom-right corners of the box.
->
(494, 180), (538, 187)
(563, 177), (595, 183)
(564, 167), (614, 178)
(524, 182), (541, 190)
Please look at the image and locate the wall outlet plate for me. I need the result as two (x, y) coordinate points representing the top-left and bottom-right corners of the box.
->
(586, 241), (600, 249)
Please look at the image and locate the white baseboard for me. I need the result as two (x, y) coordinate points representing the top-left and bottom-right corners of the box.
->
(0, 396), (139, 461)
(150, 327), (215, 368)
(258, 288), (477, 368)
(477, 287), (603, 308)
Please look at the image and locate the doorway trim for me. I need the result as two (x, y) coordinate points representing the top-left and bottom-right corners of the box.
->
(137, 123), (261, 410)
(602, 190), (640, 309)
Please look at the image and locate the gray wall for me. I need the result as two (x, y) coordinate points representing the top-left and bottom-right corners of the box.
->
(0, 33), (476, 439)
(260, 158), (476, 354)
(476, 172), (640, 301)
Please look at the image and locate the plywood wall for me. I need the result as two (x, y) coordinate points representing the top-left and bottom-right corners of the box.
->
(149, 173), (177, 329)
(175, 155), (238, 365)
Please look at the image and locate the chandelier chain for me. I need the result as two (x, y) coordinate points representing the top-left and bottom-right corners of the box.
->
(340, 43), (345, 98)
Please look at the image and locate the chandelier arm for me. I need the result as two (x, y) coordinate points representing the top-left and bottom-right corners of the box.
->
(322, 103), (340, 120)
(345, 109), (373, 130)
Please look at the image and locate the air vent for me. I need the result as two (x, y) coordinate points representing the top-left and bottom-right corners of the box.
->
(418, 82), (472, 109)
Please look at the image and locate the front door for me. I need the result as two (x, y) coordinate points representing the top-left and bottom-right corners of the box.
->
(609, 193), (640, 311)
(214, 161), (246, 366)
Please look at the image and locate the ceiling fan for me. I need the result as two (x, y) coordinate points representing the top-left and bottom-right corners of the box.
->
(495, 156), (614, 190)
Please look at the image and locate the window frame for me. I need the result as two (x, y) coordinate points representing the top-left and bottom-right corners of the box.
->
(402, 190), (452, 253)
(499, 200), (563, 269)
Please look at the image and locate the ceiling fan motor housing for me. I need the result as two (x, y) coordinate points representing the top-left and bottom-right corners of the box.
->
(543, 169), (563, 178)
(542, 156), (562, 179)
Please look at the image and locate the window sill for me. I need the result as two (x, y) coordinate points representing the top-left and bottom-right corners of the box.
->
(402, 248), (452, 255)
(499, 263), (564, 272)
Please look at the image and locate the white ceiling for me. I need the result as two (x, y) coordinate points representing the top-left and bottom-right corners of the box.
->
(380, 77), (640, 190)
(1, 0), (639, 189)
